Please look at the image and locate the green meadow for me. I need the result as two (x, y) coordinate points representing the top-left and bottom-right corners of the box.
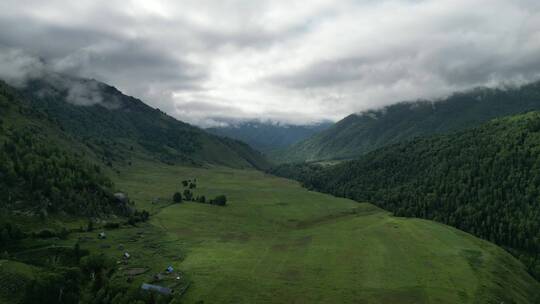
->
(103, 162), (538, 303)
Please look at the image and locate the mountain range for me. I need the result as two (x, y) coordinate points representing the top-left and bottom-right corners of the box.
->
(19, 75), (270, 170)
(278, 81), (540, 162)
(1, 74), (540, 303)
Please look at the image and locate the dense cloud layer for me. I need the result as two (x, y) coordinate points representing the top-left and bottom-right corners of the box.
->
(1, 0), (540, 126)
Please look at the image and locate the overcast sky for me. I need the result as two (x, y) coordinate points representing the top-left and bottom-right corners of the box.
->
(1, 0), (540, 126)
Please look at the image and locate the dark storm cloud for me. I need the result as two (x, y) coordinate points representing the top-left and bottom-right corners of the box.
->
(0, 18), (117, 58)
(53, 38), (207, 90)
(0, 0), (539, 126)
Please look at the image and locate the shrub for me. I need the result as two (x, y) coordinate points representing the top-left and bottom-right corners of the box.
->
(211, 195), (227, 206)
(104, 222), (120, 230)
(127, 210), (150, 226)
(173, 192), (182, 203)
(183, 189), (193, 201)
(80, 253), (115, 277)
(58, 227), (70, 240)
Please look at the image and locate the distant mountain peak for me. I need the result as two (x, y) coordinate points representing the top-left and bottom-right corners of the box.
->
(207, 120), (332, 153)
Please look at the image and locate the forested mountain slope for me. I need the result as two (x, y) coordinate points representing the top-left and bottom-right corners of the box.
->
(0, 81), (130, 217)
(0, 74), (270, 216)
(280, 81), (540, 162)
(20, 75), (269, 169)
(207, 121), (331, 153)
(271, 112), (540, 278)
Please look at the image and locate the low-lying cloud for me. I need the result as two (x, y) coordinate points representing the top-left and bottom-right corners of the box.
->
(1, 0), (540, 126)
(0, 48), (45, 87)
(0, 47), (109, 107)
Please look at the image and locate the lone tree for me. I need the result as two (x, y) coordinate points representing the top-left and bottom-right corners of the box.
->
(173, 192), (182, 203)
(181, 180), (188, 187)
(212, 195), (227, 206)
(183, 189), (193, 201)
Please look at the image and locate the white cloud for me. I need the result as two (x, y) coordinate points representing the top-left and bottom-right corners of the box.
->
(1, 0), (540, 126)
(0, 48), (45, 87)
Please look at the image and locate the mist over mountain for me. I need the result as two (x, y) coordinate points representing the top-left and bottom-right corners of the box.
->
(5, 73), (270, 170)
(207, 121), (332, 153)
(278, 80), (540, 162)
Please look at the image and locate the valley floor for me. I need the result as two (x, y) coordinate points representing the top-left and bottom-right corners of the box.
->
(108, 162), (539, 303)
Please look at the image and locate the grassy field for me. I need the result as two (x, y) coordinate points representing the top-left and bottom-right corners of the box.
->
(108, 162), (539, 304)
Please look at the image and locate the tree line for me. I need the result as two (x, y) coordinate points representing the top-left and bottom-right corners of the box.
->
(270, 112), (540, 279)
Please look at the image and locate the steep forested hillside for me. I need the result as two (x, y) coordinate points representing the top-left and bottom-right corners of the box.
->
(20, 75), (269, 169)
(271, 112), (540, 278)
(280, 81), (540, 162)
(207, 121), (331, 153)
(0, 82), (128, 217)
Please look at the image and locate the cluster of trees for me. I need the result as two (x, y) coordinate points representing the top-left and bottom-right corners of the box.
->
(18, 247), (173, 304)
(173, 180), (197, 203)
(0, 127), (128, 217)
(271, 112), (540, 279)
(127, 210), (150, 226)
(173, 191), (227, 206)
(172, 179), (227, 206)
(181, 179), (196, 189)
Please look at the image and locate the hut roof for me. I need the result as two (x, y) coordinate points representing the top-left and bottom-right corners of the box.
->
(141, 283), (172, 295)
